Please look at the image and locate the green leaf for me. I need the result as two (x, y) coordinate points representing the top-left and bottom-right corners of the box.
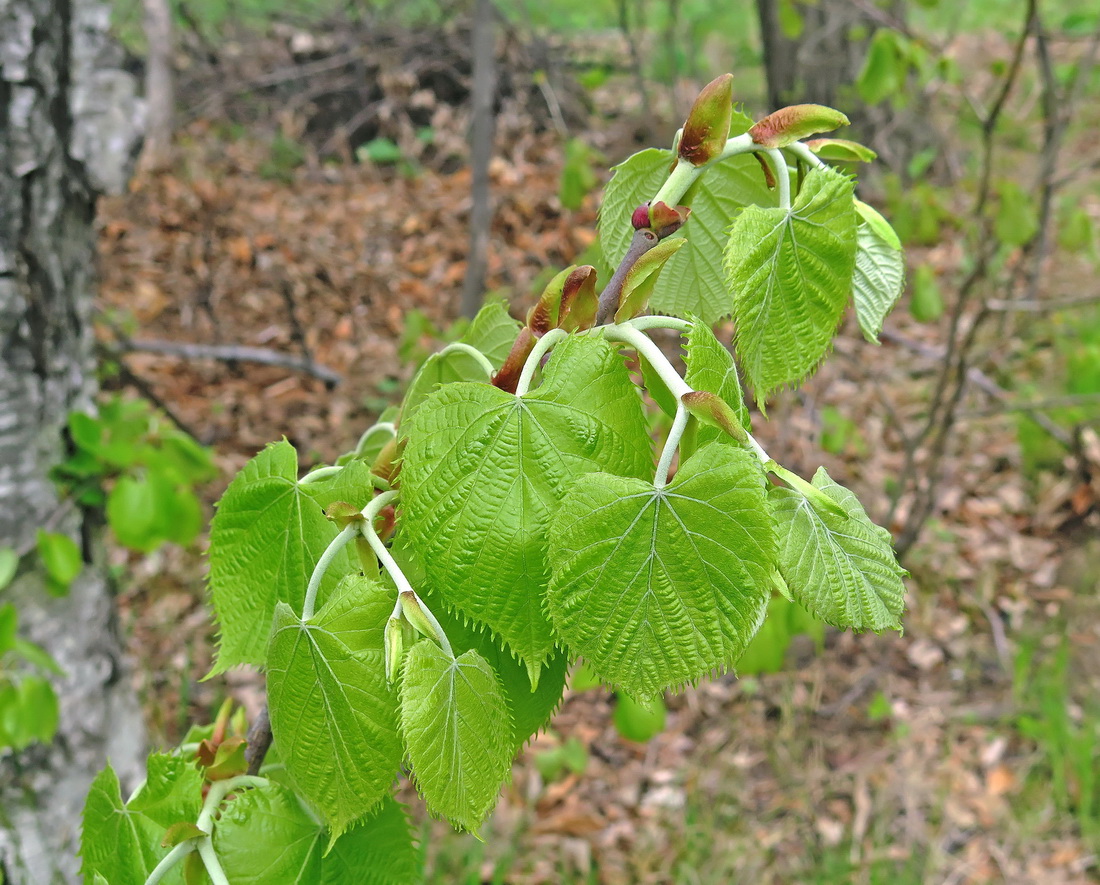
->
(727, 166), (858, 403)
(267, 575), (403, 841)
(127, 753), (204, 829)
(909, 264), (944, 323)
(857, 29), (905, 105)
(0, 603), (15, 654)
(399, 640), (513, 831)
(683, 320), (752, 447)
(612, 694), (667, 742)
(547, 443), (775, 701)
(852, 202), (906, 343)
(36, 530), (82, 593)
(321, 798), (420, 884)
(106, 474), (165, 552)
(208, 440), (355, 673)
(303, 459), (378, 513)
(614, 237), (687, 322)
(769, 467), (906, 631)
(212, 782), (323, 883)
(400, 335), (652, 682)
(80, 765), (170, 885)
(736, 595), (824, 675)
(0, 547), (17, 590)
(995, 180), (1039, 247)
(423, 588), (569, 751)
(599, 148), (777, 323)
(15, 675), (59, 745)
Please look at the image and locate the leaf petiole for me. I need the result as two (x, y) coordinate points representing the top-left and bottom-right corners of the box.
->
(655, 402), (689, 489)
(437, 342), (495, 379)
(514, 328), (568, 397)
(301, 523), (358, 621)
(143, 842), (194, 885)
(767, 462), (850, 520)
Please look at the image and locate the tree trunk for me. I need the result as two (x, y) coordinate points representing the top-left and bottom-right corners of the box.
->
(139, 0), (175, 172)
(0, 0), (145, 881)
(755, 0), (930, 172)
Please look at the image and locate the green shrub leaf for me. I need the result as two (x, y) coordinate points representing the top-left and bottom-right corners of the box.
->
(547, 443), (775, 701)
(400, 335), (651, 683)
(209, 440), (355, 673)
(769, 467), (906, 631)
(213, 782), (323, 883)
(727, 166), (858, 404)
(399, 641), (513, 831)
(126, 752), (203, 829)
(852, 201), (905, 343)
(267, 575), (403, 841)
(80, 765), (171, 885)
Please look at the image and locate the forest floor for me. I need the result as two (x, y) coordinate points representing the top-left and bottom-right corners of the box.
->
(94, 24), (1100, 884)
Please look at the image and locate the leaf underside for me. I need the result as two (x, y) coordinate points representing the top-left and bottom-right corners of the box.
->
(266, 576), (403, 841)
(683, 319), (752, 447)
(399, 641), (513, 832)
(769, 467), (906, 631)
(547, 443), (776, 701)
(851, 218), (905, 343)
(727, 166), (858, 404)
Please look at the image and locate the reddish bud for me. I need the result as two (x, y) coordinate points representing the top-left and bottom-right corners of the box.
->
(559, 266), (598, 332)
(679, 74), (735, 167)
(492, 326), (536, 394)
(647, 201), (691, 238)
(749, 104), (850, 149)
(631, 204), (651, 230)
(527, 266), (576, 335)
(752, 152), (776, 189)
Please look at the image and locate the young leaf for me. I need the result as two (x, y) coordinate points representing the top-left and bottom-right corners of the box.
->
(852, 201), (905, 343)
(749, 104), (849, 149)
(212, 782), (323, 883)
(727, 166), (858, 403)
(0, 547), (19, 590)
(208, 440), (355, 673)
(547, 443), (775, 701)
(768, 467), (907, 631)
(124, 752), (203, 829)
(995, 180), (1039, 247)
(857, 29), (905, 105)
(80, 764), (170, 885)
(683, 320), (752, 447)
(266, 575), (403, 841)
(909, 264), (944, 323)
(0, 603), (15, 654)
(399, 640), (513, 831)
(599, 147), (775, 323)
(36, 529), (82, 595)
(400, 335), (652, 682)
(614, 237), (687, 322)
(401, 346), (493, 427)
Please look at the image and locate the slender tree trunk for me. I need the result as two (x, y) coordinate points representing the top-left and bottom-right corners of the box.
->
(140, 0), (175, 171)
(0, 0), (145, 881)
(461, 0), (498, 319)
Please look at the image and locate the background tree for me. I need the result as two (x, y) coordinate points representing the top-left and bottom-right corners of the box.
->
(0, 0), (144, 880)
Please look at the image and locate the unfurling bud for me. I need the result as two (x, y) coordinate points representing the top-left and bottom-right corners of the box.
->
(399, 590), (445, 645)
(492, 326), (536, 393)
(749, 104), (850, 149)
(647, 201), (691, 238)
(384, 616), (404, 684)
(527, 266), (575, 335)
(614, 237), (687, 323)
(803, 138), (877, 163)
(324, 500), (363, 529)
(559, 265), (599, 332)
(679, 74), (735, 166)
(681, 391), (749, 444)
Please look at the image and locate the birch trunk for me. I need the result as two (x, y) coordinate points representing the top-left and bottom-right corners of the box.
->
(0, 0), (145, 881)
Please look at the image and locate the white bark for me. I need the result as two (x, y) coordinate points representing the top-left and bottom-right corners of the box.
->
(0, 0), (145, 881)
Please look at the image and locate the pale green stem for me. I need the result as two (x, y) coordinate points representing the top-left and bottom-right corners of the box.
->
(515, 328), (568, 397)
(198, 839), (230, 885)
(655, 402), (689, 490)
(299, 464), (342, 484)
(195, 775), (268, 833)
(717, 132), (757, 162)
(356, 492), (454, 658)
(438, 341), (495, 378)
(354, 422), (396, 456)
(766, 148), (791, 210)
(768, 462), (849, 520)
(602, 323), (773, 466)
(787, 141), (828, 169)
(144, 842), (194, 885)
(626, 315), (693, 333)
(302, 524), (357, 620)
(651, 158), (703, 208)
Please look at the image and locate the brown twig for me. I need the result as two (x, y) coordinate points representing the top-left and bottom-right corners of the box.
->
(116, 338), (342, 387)
(244, 705), (273, 776)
